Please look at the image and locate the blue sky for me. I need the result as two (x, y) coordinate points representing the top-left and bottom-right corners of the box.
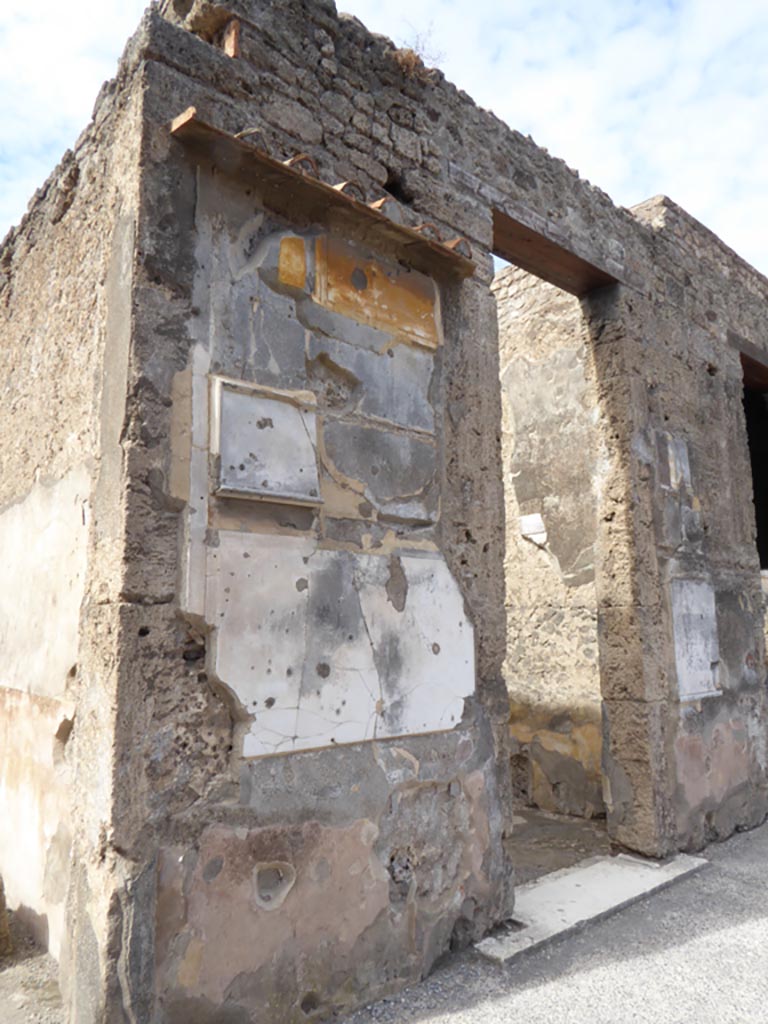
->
(2, 0), (767, 274)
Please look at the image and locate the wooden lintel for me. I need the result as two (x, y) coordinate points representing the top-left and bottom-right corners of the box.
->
(493, 208), (618, 297)
(169, 107), (475, 281)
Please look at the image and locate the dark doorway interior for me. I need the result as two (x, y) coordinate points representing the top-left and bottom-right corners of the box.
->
(742, 354), (768, 569)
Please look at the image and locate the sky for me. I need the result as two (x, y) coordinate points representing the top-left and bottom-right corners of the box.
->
(1, 0), (767, 274)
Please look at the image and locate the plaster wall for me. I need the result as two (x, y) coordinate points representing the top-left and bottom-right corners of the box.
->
(120, 141), (507, 1022)
(0, 468), (88, 956)
(494, 268), (604, 818)
(0, 33), (144, 1020)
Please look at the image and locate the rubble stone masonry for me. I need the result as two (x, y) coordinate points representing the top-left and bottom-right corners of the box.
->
(0, 1), (766, 1021)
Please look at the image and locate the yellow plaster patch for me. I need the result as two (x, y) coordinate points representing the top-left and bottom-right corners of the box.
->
(278, 236), (307, 292)
(313, 236), (441, 349)
(510, 703), (604, 816)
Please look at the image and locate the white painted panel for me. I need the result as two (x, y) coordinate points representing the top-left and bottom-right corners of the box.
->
(205, 534), (475, 756)
(671, 577), (721, 700)
(206, 532), (314, 755)
(519, 512), (548, 547)
(215, 382), (320, 504)
(668, 436), (692, 491)
(356, 555), (474, 737)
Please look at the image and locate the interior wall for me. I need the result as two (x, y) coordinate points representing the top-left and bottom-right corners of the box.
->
(494, 267), (604, 818)
(0, 469), (88, 955)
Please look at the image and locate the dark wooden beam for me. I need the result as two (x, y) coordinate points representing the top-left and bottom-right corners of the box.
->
(170, 108), (476, 281)
(493, 208), (618, 296)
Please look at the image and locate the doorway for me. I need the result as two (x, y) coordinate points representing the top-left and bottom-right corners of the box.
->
(491, 209), (618, 879)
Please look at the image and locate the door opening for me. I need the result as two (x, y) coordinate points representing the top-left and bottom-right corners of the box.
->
(742, 353), (768, 569)
(491, 210), (613, 880)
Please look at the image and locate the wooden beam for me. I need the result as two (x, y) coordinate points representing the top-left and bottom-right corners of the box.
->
(170, 108), (476, 281)
(493, 208), (618, 296)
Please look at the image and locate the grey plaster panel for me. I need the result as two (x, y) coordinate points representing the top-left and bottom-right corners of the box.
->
(215, 383), (320, 504)
(323, 420), (437, 522)
(670, 578), (721, 700)
(308, 334), (435, 433)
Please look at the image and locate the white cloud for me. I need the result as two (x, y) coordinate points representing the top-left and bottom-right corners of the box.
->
(342, 0), (768, 274)
(1, 0), (767, 275)
(0, 0), (147, 237)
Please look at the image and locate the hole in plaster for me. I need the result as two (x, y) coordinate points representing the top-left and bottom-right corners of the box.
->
(316, 662), (331, 678)
(350, 267), (368, 291)
(253, 862), (296, 911)
(203, 856), (224, 883)
(387, 848), (414, 901)
(300, 992), (321, 1015)
(138, 626), (150, 637)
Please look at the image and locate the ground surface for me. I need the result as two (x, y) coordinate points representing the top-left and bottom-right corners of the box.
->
(345, 818), (768, 1023)
(507, 806), (610, 884)
(3, 819), (767, 1024)
(0, 912), (62, 1024)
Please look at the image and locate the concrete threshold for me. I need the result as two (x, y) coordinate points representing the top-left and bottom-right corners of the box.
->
(476, 852), (707, 965)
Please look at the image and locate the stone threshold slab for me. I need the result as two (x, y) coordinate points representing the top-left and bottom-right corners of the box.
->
(476, 852), (707, 965)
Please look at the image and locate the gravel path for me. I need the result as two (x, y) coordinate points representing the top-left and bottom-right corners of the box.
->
(0, 912), (63, 1024)
(345, 820), (768, 1024)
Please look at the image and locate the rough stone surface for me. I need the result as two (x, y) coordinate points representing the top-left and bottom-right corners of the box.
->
(494, 269), (604, 819)
(0, 908), (62, 1023)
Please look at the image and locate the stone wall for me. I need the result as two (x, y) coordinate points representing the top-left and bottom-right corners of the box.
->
(615, 197), (768, 850)
(1, 0), (768, 1021)
(494, 267), (604, 818)
(0, 26), (144, 1015)
(105, 24), (516, 1017)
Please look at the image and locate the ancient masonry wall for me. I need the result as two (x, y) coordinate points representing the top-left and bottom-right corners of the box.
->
(493, 268), (604, 819)
(615, 196), (768, 849)
(0, 0), (767, 1021)
(103, 2), (651, 1020)
(0, 31), (144, 1014)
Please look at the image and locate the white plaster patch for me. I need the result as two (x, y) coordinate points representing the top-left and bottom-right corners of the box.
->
(180, 343), (212, 619)
(205, 534), (474, 756)
(668, 437), (692, 491)
(658, 432), (692, 491)
(519, 512), (548, 547)
(355, 554), (472, 738)
(212, 379), (320, 505)
(0, 466), (90, 698)
(670, 577), (721, 701)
